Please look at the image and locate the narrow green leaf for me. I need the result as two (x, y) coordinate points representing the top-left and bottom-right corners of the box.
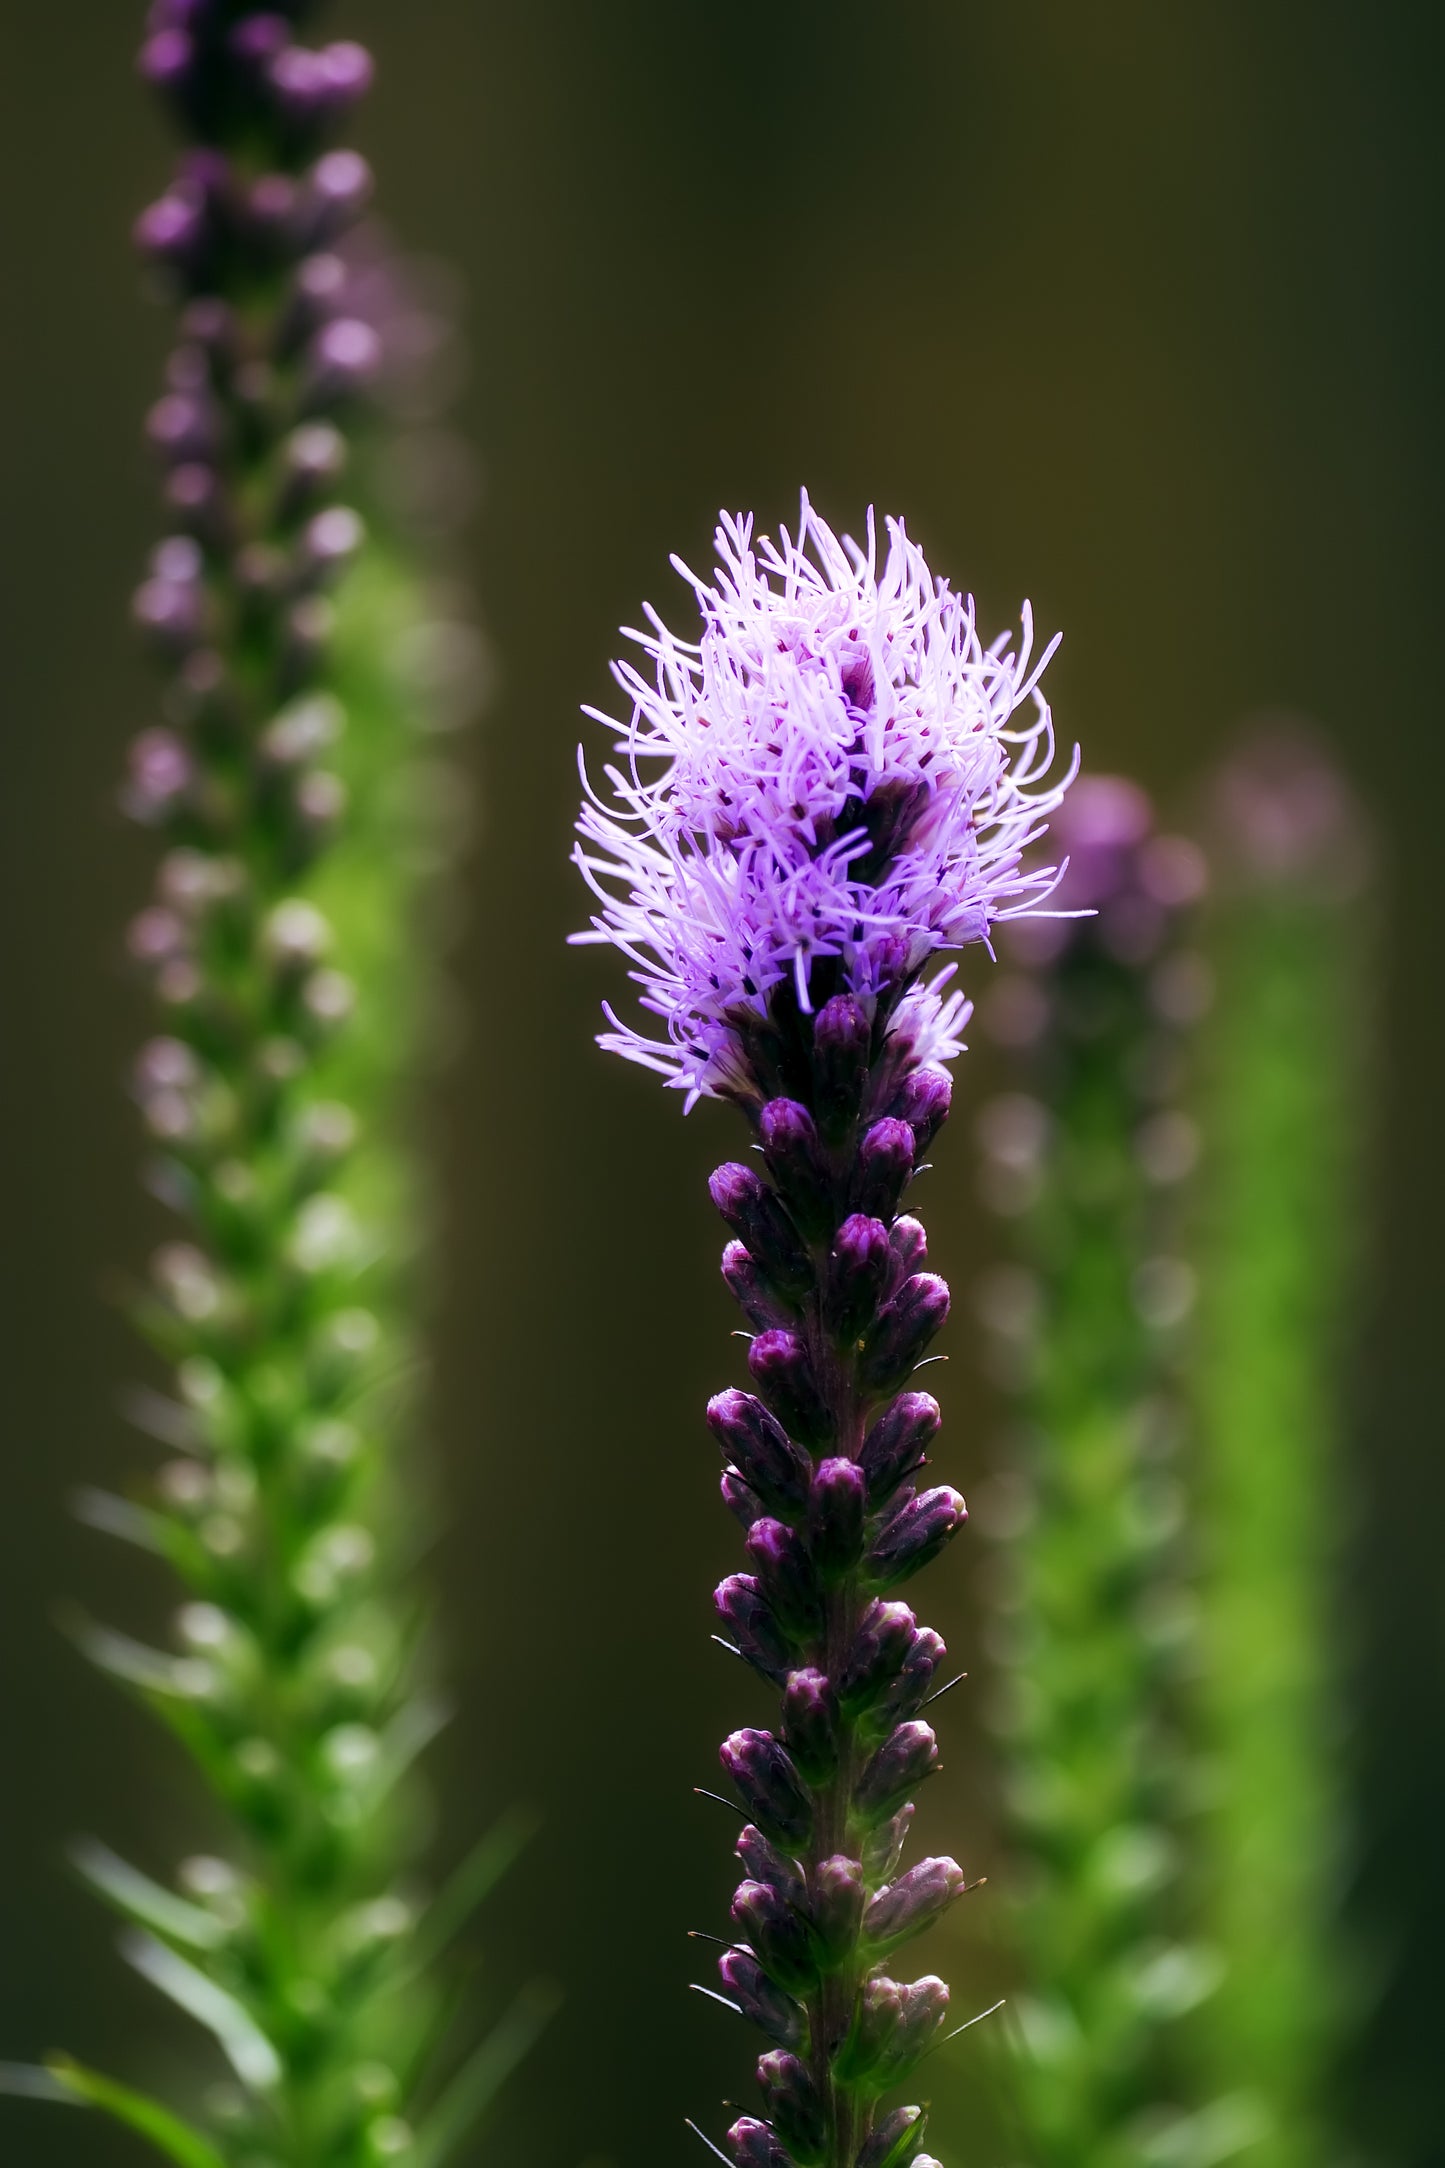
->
(0, 2062), (78, 2103)
(42, 2057), (228, 2168)
(122, 1932), (281, 2092)
(409, 1807), (538, 1973)
(412, 1978), (560, 2168)
(72, 1839), (227, 1954)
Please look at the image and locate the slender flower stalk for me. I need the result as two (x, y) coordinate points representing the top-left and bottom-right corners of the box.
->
(971, 778), (1221, 2166)
(574, 496), (1075, 2168)
(1, 11), (544, 2165)
(1182, 731), (1370, 2166)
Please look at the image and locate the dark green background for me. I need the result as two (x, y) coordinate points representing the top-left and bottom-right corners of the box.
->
(2, 4), (1442, 2163)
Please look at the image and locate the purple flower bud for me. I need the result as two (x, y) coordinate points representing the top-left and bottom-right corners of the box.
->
(720, 1729), (813, 1849)
(856, 2103), (929, 2168)
(303, 148), (374, 246)
(870, 1625), (947, 1734)
(730, 1880), (822, 1997)
(825, 1213), (894, 1342)
(858, 1392), (939, 1505)
(138, 29), (194, 95)
(305, 316), (382, 407)
(747, 1331), (830, 1447)
(228, 13), (289, 69)
(851, 1117), (915, 1223)
(735, 1824), (807, 1908)
(859, 1274), (950, 1397)
(709, 1164), (812, 1299)
(135, 188), (204, 267)
(888, 1215), (929, 1281)
(147, 391), (216, 464)
(835, 1974), (950, 2090)
(727, 2116), (793, 2168)
(855, 1722), (940, 1826)
(717, 1949), (806, 2048)
(124, 729), (193, 823)
(721, 1468), (765, 1530)
(781, 1668), (840, 1787)
(715, 1575), (791, 1682)
(807, 1457), (866, 1581)
(888, 1065), (953, 1153)
(809, 1853), (865, 1964)
(246, 173), (299, 252)
(838, 1600), (917, 1715)
(707, 1390), (811, 1517)
(862, 1803), (914, 1887)
(863, 1856), (967, 1954)
(865, 1486), (967, 1590)
(133, 577), (203, 653)
(745, 1518), (822, 1644)
(756, 2053), (826, 2167)
(721, 1241), (798, 1332)
(812, 994), (871, 1139)
(759, 1098), (832, 1237)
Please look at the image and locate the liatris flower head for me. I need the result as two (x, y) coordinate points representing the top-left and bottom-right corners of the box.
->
(574, 494), (1074, 1107)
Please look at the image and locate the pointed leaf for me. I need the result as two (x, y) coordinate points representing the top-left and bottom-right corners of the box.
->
(122, 1932), (280, 2092)
(412, 1978), (559, 2168)
(72, 1840), (226, 1954)
(42, 2058), (227, 2168)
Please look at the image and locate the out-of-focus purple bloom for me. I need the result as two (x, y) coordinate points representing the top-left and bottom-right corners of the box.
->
(573, 495), (1074, 1104)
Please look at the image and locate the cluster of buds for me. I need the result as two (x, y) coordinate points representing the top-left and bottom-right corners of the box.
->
(700, 996), (972, 2168)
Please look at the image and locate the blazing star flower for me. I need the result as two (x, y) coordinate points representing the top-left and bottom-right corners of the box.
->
(575, 501), (1079, 2168)
(573, 494), (1073, 1105)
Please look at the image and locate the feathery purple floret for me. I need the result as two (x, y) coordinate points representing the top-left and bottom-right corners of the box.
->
(573, 495), (1074, 1105)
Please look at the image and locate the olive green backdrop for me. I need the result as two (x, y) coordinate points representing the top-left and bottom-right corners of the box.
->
(2, 4), (1442, 2164)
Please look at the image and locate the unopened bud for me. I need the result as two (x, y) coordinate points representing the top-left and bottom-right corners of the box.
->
(807, 1457), (866, 1580)
(839, 1600), (917, 1716)
(825, 1214), (894, 1341)
(709, 1164), (812, 1298)
(717, 1949), (805, 2047)
(759, 1098), (832, 1237)
(809, 1853), (865, 1965)
(851, 1118), (915, 1223)
(730, 1880), (822, 1997)
(856, 2103), (929, 2168)
(747, 1330), (830, 1447)
(812, 995), (871, 1139)
(781, 1668), (840, 1787)
(715, 1575), (790, 1683)
(859, 1275), (950, 1397)
(756, 2053), (826, 2167)
(722, 1241), (798, 1332)
(745, 1518), (822, 1644)
(707, 1390), (810, 1517)
(855, 1722), (940, 1826)
(865, 1487), (966, 1590)
(859, 1393), (939, 1505)
(720, 1729), (812, 1849)
(727, 2116), (793, 2168)
(863, 1857), (967, 1955)
(735, 1825), (806, 1908)
(889, 1066), (952, 1153)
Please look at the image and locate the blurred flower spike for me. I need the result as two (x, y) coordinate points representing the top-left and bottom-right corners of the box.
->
(573, 493), (1077, 1106)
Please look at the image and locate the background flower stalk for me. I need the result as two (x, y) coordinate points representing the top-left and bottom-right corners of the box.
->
(0, 8), (546, 2165)
(575, 498), (1075, 2167)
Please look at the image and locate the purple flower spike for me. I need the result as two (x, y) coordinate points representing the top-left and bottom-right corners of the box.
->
(575, 500), (1076, 2159)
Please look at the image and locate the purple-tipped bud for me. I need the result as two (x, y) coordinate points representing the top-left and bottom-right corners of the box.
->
(727, 2116), (793, 2168)
(747, 1331), (830, 1446)
(782, 1668), (841, 1787)
(825, 1213), (894, 1342)
(855, 1722), (940, 1826)
(717, 1949), (805, 2048)
(862, 1803), (914, 1886)
(870, 1625), (947, 1734)
(856, 2104), (929, 2168)
(135, 188), (205, 267)
(722, 1241), (798, 1332)
(715, 1576), (790, 1683)
(863, 1857), (967, 1954)
(809, 1853), (865, 1964)
(859, 1393), (939, 1505)
(888, 1215), (928, 1284)
(838, 1600), (917, 1715)
(807, 1457), (866, 1580)
(709, 1164), (812, 1298)
(720, 1729), (813, 1849)
(707, 1390), (811, 1517)
(745, 1518), (822, 1643)
(736, 1824), (807, 1908)
(147, 391), (216, 464)
(757, 2053), (826, 2166)
(889, 1065), (953, 1153)
(305, 316), (382, 406)
(812, 994), (871, 1138)
(124, 729), (193, 822)
(835, 1974), (950, 2090)
(865, 1486), (967, 1590)
(721, 1468), (766, 1530)
(860, 1275), (950, 1397)
(759, 1098), (832, 1237)
(851, 1118), (915, 1223)
(138, 29), (195, 94)
(304, 148), (374, 245)
(730, 1880), (822, 1997)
